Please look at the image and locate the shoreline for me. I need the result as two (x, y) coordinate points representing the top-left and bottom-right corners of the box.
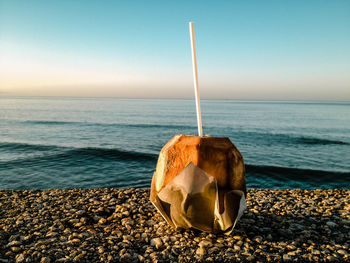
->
(0, 188), (349, 262)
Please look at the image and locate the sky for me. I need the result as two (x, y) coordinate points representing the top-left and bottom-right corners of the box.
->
(1, 0), (350, 100)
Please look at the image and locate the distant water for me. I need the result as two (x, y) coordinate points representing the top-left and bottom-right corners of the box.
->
(1, 97), (349, 190)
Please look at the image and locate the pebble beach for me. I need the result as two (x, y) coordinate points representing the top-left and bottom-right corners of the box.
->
(0, 188), (349, 263)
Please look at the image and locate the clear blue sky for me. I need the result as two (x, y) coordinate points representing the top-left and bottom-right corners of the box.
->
(1, 0), (349, 100)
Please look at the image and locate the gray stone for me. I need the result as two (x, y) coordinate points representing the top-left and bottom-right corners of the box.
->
(326, 221), (338, 228)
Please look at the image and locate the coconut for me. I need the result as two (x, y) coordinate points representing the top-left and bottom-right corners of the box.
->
(150, 134), (247, 233)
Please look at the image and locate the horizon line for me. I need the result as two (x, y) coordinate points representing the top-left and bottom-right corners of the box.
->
(1, 95), (349, 103)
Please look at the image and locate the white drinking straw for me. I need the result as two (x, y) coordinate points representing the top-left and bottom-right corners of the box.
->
(189, 21), (203, 137)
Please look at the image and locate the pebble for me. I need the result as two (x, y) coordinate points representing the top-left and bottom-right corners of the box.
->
(137, 255), (144, 262)
(246, 255), (255, 261)
(233, 245), (240, 251)
(97, 246), (104, 254)
(40, 257), (51, 263)
(196, 247), (206, 256)
(328, 256), (337, 262)
(326, 221), (338, 228)
(253, 236), (263, 243)
(98, 218), (107, 224)
(7, 241), (21, 247)
(11, 247), (21, 253)
(70, 238), (81, 243)
(199, 240), (212, 248)
(15, 254), (24, 263)
(73, 253), (85, 261)
(150, 238), (163, 249)
(337, 249), (348, 255)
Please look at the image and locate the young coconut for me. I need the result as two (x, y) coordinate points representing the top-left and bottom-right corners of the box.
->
(150, 134), (247, 233)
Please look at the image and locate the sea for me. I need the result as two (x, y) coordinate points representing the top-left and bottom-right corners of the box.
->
(1, 97), (349, 190)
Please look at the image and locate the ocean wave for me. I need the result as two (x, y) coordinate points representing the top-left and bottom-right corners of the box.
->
(245, 164), (350, 183)
(65, 147), (158, 161)
(9, 120), (350, 146)
(2, 141), (348, 178)
(229, 131), (349, 146)
(25, 120), (78, 125)
(296, 137), (349, 145)
(0, 142), (158, 167)
(0, 141), (59, 152)
(23, 120), (195, 130)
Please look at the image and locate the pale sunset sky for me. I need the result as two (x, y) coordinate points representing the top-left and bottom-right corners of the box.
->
(1, 0), (349, 100)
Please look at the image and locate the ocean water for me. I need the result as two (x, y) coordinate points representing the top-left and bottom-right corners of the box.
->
(0, 97), (349, 190)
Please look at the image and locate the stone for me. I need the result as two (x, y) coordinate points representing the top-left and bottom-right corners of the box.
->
(326, 221), (338, 228)
(208, 247), (219, 254)
(15, 254), (25, 263)
(196, 247), (206, 256)
(11, 247), (20, 253)
(121, 253), (131, 260)
(286, 245), (296, 250)
(337, 249), (348, 255)
(253, 236), (263, 243)
(98, 218), (107, 224)
(40, 257), (51, 263)
(7, 241), (21, 247)
(137, 255), (144, 262)
(312, 249), (320, 255)
(288, 251), (297, 256)
(199, 240), (212, 248)
(283, 254), (292, 261)
(150, 238), (163, 249)
(246, 255), (255, 261)
(9, 235), (20, 242)
(46, 232), (58, 238)
(326, 255), (337, 261)
(73, 253), (85, 261)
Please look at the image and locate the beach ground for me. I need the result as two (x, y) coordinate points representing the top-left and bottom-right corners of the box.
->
(0, 188), (349, 262)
